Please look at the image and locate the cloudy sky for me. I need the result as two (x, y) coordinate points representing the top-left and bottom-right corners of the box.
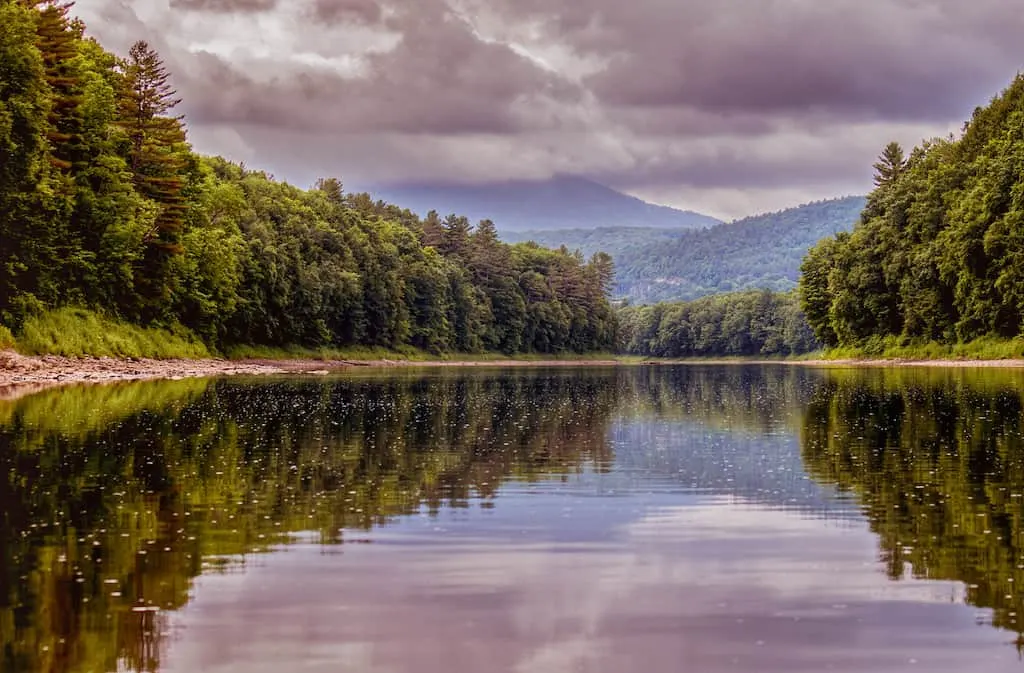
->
(74, 0), (1024, 219)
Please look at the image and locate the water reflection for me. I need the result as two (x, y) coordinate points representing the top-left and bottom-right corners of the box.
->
(2, 365), (1024, 672)
(0, 370), (619, 673)
(803, 368), (1024, 645)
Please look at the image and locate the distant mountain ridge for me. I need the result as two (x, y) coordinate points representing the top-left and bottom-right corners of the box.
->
(369, 176), (722, 231)
(508, 196), (867, 303)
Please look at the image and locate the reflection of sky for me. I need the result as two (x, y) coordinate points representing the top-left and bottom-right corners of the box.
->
(608, 418), (862, 517)
(162, 411), (1019, 673)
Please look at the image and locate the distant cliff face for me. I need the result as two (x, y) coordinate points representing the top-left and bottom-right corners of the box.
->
(369, 176), (722, 231)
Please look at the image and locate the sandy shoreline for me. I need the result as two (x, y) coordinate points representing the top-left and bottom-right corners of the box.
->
(2, 350), (1023, 400)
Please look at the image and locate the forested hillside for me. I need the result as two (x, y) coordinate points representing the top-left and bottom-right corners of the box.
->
(618, 290), (819, 358)
(512, 197), (864, 302)
(800, 74), (1024, 350)
(0, 1), (616, 356)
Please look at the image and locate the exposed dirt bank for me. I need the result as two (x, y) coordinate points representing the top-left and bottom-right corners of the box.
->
(0, 350), (287, 393)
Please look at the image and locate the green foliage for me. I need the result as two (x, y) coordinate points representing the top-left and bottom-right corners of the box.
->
(617, 290), (819, 357)
(0, 5), (617, 357)
(512, 197), (865, 303)
(823, 335), (1024, 361)
(801, 74), (1024, 350)
(17, 307), (209, 358)
(0, 324), (15, 350)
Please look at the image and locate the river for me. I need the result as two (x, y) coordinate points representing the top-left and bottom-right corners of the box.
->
(2, 365), (1023, 672)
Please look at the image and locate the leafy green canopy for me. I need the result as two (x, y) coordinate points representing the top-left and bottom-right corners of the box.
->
(0, 1), (616, 356)
(617, 289), (819, 357)
(800, 74), (1024, 347)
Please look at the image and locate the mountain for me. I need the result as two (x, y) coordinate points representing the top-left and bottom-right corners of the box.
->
(368, 176), (722, 231)
(615, 196), (866, 302)
(509, 196), (866, 303)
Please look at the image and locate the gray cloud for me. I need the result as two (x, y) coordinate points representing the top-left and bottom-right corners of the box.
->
(169, 0), (277, 12)
(305, 0), (383, 25)
(161, 3), (581, 135)
(70, 0), (1024, 218)
(491, 0), (1024, 115)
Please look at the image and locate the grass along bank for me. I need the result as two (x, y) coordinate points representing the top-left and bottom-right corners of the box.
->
(1, 308), (617, 363)
(822, 336), (1024, 361)
(14, 308), (210, 359)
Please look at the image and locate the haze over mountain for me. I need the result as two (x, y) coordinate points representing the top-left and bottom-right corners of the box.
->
(508, 196), (867, 303)
(369, 177), (722, 231)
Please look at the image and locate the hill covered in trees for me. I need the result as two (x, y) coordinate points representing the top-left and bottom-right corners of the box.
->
(371, 176), (722, 232)
(800, 74), (1024, 350)
(511, 197), (865, 303)
(0, 1), (616, 356)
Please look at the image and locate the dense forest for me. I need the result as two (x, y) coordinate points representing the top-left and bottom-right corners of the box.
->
(0, 1), (616, 356)
(617, 290), (819, 357)
(800, 74), (1024, 349)
(511, 197), (865, 303)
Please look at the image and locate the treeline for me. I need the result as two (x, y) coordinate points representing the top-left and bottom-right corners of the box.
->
(0, 1), (616, 355)
(617, 290), (819, 357)
(800, 74), (1024, 348)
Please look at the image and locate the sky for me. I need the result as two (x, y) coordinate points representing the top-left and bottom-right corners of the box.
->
(73, 0), (1024, 220)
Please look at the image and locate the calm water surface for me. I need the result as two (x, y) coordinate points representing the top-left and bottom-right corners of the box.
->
(2, 365), (1024, 672)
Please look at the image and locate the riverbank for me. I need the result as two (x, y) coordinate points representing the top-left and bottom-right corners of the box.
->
(5, 350), (1024, 400)
(0, 350), (621, 393)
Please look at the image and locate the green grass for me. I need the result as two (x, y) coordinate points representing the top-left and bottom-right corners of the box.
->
(0, 324), (15, 350)
(16, 308), (210, 359)
(824, 336), (1024, 361)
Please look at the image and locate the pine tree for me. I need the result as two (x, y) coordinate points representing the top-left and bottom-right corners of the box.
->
(118, 40), (188, 313)
(872, 141), (907, 188)
(25, 0), (84, 171)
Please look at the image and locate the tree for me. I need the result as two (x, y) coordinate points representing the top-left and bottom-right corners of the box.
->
(872, 141), (906, 188)
(24, 0), (83, 171)
(117, 40), (188, 315)
(0, 0), (58, 320)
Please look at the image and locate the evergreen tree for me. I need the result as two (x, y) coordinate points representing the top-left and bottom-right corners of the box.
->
(872, 141), (906, 188)
(117, 40), (188, 315)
